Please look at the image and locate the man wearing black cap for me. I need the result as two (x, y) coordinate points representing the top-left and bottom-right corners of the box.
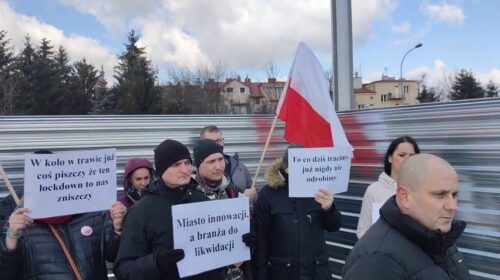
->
(193, 139), (240, 200)
(114, 139), (225, 280)
(193, 139), (253, 280)
(199, 125), (256, 200)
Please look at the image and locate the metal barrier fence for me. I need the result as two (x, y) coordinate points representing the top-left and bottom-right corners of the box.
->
(1, 98), (499, 279)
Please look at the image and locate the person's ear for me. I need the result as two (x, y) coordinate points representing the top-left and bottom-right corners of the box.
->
(388, 155), (393, 163)
(396, 185), (411, 209)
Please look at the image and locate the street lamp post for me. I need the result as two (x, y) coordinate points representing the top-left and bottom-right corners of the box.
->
(399, 43), (423, 97)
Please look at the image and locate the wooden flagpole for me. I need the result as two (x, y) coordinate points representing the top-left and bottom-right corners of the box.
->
(0, 164), (20, 205)
(250, 114), (279, 189)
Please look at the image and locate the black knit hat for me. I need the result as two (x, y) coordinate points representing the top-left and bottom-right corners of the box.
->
(193, 139), (224, 168)
(154, 139), (191, 176)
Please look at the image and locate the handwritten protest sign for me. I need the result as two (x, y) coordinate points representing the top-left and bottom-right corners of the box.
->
(172, 197), (250, 278)
(288, 147), (352, 197)
(24, 148), (116, 218)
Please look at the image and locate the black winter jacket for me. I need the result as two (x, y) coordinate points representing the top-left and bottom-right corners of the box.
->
(0, 210), (119, 280)
(342, 196), (470, 280)
(253, 159), (342, 280)
(113, 179), (225, 280)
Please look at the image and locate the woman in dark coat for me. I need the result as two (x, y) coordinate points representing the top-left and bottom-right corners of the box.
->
(253, 144), (342, 280)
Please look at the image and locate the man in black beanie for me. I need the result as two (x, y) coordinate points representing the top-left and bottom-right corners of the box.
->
(114, 139), (225, 280)
(193, 139), (239, 203)
(193, 139), (255, 280)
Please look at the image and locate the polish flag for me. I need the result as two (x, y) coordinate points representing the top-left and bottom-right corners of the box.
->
(276, 42), (351, 148)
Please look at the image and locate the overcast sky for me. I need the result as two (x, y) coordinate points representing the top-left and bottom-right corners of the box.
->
(1, 0), (499, 88)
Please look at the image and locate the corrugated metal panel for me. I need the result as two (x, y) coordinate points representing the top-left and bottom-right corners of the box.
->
(0, 115), (288, 195)
(1, 98), (499, 279)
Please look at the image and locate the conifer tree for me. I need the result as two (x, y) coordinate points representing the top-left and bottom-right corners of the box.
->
(32, 38), (58, 114)
(114, 30), (160, 114)
(485, 80), (499, 98)
(417, 85), (439, 103)
(0, 30), (15, 114)
(13, 35), (37, 114)
(449, 69), (485, 100)
(70, 58), (98, 114)
(92, 68), (115, 114)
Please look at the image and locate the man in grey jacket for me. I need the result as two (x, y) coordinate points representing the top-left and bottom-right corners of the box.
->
(200, 125), (256, 200)
(342, 154), (470, 279)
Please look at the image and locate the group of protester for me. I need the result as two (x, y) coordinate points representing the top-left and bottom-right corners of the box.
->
(0, 126), (471, 279)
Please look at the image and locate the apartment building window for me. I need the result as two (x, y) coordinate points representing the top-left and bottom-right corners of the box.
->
(358, 104), (365, 109)
(403, 85), (409, 94)
(226, 87), (233, 93)
(240, 87), (245, 93)
(381, 94), (387, 103)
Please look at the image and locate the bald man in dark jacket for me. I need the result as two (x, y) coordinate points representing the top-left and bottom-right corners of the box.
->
(342, 154), (470, 279)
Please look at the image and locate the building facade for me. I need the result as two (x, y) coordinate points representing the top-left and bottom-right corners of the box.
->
(354, 74), (419, 109)
(220, 76), (285, 114)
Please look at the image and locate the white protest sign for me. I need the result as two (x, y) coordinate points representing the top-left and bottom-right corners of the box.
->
(371, 202), (382, 225)
(24, 148), (116, 218)
(288, 147), (352, 197)
(172, 197), (250, 278)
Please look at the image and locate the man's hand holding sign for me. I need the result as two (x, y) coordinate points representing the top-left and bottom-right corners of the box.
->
(315, 188), (334, 211)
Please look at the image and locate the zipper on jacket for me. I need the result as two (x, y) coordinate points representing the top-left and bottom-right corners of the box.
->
(439, 231), (452, 278)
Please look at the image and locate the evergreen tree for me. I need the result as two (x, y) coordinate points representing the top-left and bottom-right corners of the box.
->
(0, 30), (16, 114)
(13, 35), (36, 114)
(485, 80), (499, 98)
(449, 69), (485, 100)
(70, 58), (98, 114)
(417, 85), (439, 103)
(53, 46), (73, 114)
(113, 30), (160, 114)
(92, 68), (115, 114)
(32, 38), (59, 114)
(0, 30), (13, 73)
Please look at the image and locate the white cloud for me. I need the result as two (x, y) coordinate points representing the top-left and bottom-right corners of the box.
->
(136, 18), (208, 69)
(392, 21), (410, 33)
(352, 0), (398, 43)
(0, 1), (116, 82)
(57, 0), (160, 31)
(478, 69), (500, 86)
(422, 2), (465, 24)
(55, 0), (399, 76)
(407, 59), (446, 88)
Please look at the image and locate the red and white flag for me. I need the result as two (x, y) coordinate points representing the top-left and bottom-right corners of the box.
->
(276, 42), (351, 148)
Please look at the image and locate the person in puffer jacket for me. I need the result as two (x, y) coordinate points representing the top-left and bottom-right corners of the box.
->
(0, 206), (124, 280)
(342, 154), (470, 280)
(118, 158), (155, 208)
(253, 143), (342, 280)
(0, 149), (126, 280)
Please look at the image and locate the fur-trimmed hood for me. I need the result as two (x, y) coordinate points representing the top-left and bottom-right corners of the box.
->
(265, 158), (287, 189)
